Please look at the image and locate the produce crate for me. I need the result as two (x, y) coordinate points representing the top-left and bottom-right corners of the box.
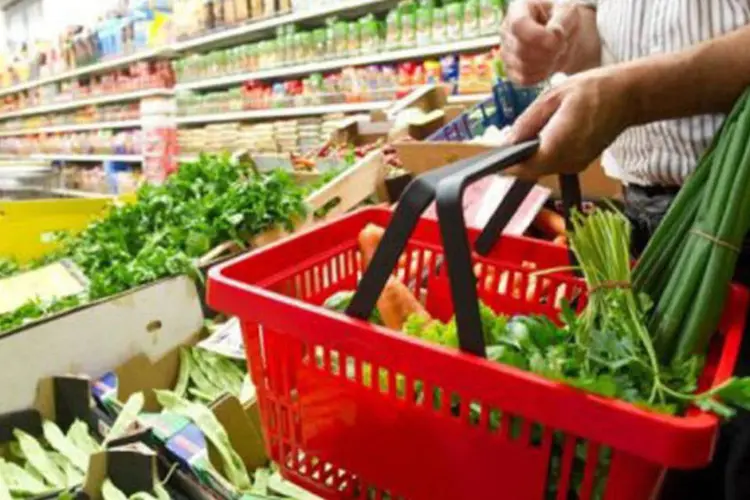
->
(208, 145), (748, 500)
(0, 192), (129, 263)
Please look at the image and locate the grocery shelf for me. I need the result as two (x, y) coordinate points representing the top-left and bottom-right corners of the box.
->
(0, 48), (173, 99)
(33, 153), (142, 162)
(0, 88), (173, 121)
(0, 119), (142, 137)
(447, 93), (491, 104)
(176, 101), (390, 125)
(172, 0), (398, 53)
(176, 36), (500, 92)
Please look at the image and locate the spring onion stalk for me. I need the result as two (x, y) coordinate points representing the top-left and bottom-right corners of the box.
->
(634, 88), (750, 365)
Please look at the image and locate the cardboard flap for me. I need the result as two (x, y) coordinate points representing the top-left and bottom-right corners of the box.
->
(386, 85), (448, 119)
(52, 376), (91, 431)
(84, 447), (158, 500)
(210, 395), (267, 471)
(114, 348), (188, 413)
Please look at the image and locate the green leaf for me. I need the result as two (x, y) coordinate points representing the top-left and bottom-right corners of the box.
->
(102, 479), (129, 500)
(14, 429), (66, 488)
(43, 421), (89, 472)
(105, 392), (144, 445)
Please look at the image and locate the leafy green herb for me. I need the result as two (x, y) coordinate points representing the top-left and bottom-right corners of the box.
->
(0, 155), (309, 334)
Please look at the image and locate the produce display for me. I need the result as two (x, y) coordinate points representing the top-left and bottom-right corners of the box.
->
(174, 1), (502, 83)
(0, 155), (309, 334)
(0, 129), (143, 156)
(0, 393), (146, 498)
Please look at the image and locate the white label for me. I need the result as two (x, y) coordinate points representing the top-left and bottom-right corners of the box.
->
(197, 317), (246, 360)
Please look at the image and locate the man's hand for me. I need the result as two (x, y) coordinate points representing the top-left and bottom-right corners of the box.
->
(500, 1), (598, 86)
(505, 68), (635, 178)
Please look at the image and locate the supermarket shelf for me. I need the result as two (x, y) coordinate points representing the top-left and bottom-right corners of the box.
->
(172, 0), (398, 53)
(0, 48), (173, 99)
(176, 37), (500, 92)
(176, 101), (390, 125)
(33, 153), (142, 162)
(0, 89), (173, 121)
(447, 93), (491, 105)
(0, 119), (141, 137)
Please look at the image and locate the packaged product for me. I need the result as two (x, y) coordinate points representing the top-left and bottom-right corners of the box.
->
(401, 10), (417, 46)
(432, 6), (447, 42)
(440, 54), (459, 94)
(333, 20), (348, 56)
(359, 14), (380, 53)
(348, 22), (361, 56)
(385, 8), (401, 49)
(446, 2), (464, 41)
(479, 0), (500, 35)
(463, 0), (481, 39)
(416, 5), (433, 46)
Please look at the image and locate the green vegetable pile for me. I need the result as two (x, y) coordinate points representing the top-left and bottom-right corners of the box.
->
(404, 210), (750, 418)
(0, 393), (144, 499)
(0, 154), (309, 334)
(172, 347), (247, 404)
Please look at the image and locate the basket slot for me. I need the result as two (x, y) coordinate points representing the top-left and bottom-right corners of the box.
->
(554, 433), (578, 500)
(579, 441), (601, 499)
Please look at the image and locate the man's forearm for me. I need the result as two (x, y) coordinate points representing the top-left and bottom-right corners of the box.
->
(622, 24), (750, 127)
(558, 5), (601, 74)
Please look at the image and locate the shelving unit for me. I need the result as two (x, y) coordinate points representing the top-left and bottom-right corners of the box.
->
(171, 0), (399, 53)
(0, 0), (501, 176)
(175, 36), (500, 92)
(176, 101), (392, 125)
(0, 88), (173, 120)
(0, 120), (141, 137)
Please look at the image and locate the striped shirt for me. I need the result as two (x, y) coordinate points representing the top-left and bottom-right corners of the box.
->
(596, 0), (750, 186)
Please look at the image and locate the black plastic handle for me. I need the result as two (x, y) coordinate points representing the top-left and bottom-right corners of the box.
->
(346, 140), (582, 357)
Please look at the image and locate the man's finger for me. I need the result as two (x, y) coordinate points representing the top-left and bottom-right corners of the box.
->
(507, 92), (562, 143)
(509, 15), (560, 51)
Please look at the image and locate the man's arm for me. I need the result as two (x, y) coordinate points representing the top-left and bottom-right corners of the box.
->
(507, 23), (750, 177)
(626, 26), (750, 125)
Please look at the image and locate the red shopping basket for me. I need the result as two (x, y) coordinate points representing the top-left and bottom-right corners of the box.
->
(208, 143), (748, 500)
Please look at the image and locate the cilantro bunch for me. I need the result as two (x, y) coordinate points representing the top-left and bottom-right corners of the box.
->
(0, 154), (308, 333)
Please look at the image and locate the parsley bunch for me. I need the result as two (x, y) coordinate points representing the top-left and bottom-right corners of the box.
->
(0, 154), (308, 333)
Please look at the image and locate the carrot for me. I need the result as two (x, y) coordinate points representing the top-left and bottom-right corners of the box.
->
(553, 235), (568, 247)
(358, 224), (430, 330)
(533, 208), (567, 239)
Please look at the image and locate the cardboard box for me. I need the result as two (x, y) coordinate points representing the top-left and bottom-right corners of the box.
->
(91, 328), (269, 500)
(394, 141), (623, 200)
(0, 376), (163, 499)
(0, 275), (204, 414)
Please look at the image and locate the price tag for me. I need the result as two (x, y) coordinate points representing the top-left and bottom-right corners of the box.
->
(197, 318), (246, 360)
(0, 260), (88, 315)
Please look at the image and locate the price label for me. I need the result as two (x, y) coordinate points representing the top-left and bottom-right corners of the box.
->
(197, 317), (246, 360)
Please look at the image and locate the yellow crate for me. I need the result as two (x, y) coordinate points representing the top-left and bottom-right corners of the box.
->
(0, 195), (134, 263)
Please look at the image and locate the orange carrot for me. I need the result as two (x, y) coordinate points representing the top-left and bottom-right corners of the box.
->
(533, 208), (567, 239)
(358, 224), (430, 330)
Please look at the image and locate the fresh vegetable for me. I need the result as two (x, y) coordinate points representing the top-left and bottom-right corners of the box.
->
(0, 155), (309, 334)
(156, 390), (252, 492)
(357, 224), (431, 330)
(635, 88), (750, 365)
(533, 208), (567, 239)
(0, 394), (145, 496)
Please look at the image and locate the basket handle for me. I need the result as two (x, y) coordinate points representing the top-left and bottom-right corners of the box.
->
(346, 140), (582, 357)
